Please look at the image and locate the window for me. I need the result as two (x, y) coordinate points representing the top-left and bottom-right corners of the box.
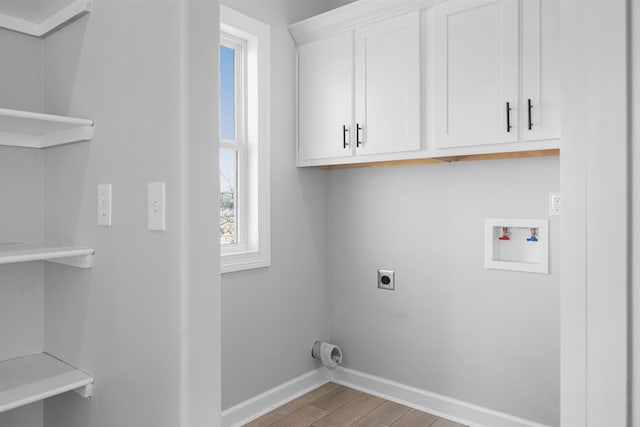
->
(219, 37), (242, 246)
(220, 7), (271, 273)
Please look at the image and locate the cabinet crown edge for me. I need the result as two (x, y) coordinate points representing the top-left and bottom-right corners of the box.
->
(289, 0), (443, 45)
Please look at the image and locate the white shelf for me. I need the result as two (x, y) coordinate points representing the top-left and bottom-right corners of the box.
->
(0, 108), (94, 148)
(0, 353), (93, 414)
(0, 243), (94, 269)
(0, 0), (91, 38)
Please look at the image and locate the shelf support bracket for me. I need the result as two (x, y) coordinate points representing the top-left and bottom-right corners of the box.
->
(73, 382), (94, 399)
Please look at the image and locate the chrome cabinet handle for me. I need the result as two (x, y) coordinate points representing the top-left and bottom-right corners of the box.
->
(356, 123), (363, 147)
(506, 102), (512, 133)
(527, 98), (533, 130)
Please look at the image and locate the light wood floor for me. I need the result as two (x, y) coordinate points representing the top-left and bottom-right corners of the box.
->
(244, 383), (467, 427)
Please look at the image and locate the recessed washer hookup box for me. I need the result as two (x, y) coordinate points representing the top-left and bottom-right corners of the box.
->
(484, 218), (549, 274)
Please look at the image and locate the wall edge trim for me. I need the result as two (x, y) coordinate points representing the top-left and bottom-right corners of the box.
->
(221, 367), (331, 427)
(332, 367), (550, 427)
(221, 365), (550, 427)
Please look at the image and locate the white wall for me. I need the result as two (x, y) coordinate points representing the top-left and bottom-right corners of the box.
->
(182, 0), (222, 424)
(633, 1), (639, 425)
(560, 1), (629, 425)
(327, 157), (560, 426)
(220, 0), (340, 410)
(322, 0), (357, 12)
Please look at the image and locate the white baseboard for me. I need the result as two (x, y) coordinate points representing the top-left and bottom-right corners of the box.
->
(332, 367), (550, 427)
(221, 367), (331, 427)
(222, 366), (549, 427)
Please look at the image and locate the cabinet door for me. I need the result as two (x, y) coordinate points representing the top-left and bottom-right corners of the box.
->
(434, 0), (519, 148)
(298, 32), (353, 163)
(522, 0), (560, 142)
(354, 12), (421, 156)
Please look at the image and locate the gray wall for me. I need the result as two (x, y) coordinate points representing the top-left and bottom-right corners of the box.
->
(0, 0), (220, 426)
(0, 29), (43, 111)
(220, 2), (561, 424)
(38, 2), (188, 426)
(0, 27), (45, 427)
(327, 157), (561, 426)
(220, 0), (338, 410)
(0, 29), (44, 363)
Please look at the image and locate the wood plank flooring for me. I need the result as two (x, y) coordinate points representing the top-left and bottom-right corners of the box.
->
(244, 383), (467, 427)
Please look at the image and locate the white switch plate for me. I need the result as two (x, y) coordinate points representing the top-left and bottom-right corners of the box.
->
(148, 182), (166, 231)
(549, 192), (561, 216)
(98, 184), (112, 226)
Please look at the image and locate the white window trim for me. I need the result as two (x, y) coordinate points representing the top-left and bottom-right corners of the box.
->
(220, 6), (271, 274)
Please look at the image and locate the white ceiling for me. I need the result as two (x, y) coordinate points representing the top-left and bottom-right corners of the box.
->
(0, 0), (360, 24)
(0, 0), (76, 23)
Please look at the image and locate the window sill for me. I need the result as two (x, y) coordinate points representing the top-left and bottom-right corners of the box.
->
(221, 249), (270, 274)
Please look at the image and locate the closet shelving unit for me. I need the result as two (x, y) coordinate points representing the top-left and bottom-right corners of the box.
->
(0, 354), (93, 414)
(0, 108), (94, 148)
(0, 243), (94, 268)
(0, 0), (94, 414)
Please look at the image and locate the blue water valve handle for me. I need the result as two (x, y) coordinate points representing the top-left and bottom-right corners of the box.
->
(527, 237), (538, 242)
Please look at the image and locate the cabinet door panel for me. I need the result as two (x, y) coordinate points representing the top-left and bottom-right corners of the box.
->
(434, 0), (519, 148)
(298, 32), (353, 162)
(522, 0), (560, 142)
(355, 12), (421, 156)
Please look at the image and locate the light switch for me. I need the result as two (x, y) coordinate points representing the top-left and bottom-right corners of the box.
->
(148, 182), (166, 231)
(549, 192), (561, 216)
(98, 184), (112, 226)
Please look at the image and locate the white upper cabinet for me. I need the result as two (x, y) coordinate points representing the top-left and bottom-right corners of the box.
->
(521, 0), (560, 142)
(433, 0), (560, 151)
(294, 8), (422, 166)
(291, 0), (560, 166)
(354, 12), (421, 156)
(298, 32), (354, 162)
(434, 0), (519, 148)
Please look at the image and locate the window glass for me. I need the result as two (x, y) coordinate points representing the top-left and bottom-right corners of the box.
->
(220, 147), (237, 245)
(220, 45), (235, 140)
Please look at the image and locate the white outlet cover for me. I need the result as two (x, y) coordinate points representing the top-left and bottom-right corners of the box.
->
(549, 192), (561, 216)
(148, 182), (166, 231)
(98, 184), (112, 226)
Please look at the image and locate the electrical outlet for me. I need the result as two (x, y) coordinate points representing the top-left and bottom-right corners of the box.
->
(549, 192), (561, 216)
(378, 270), (395, 291)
